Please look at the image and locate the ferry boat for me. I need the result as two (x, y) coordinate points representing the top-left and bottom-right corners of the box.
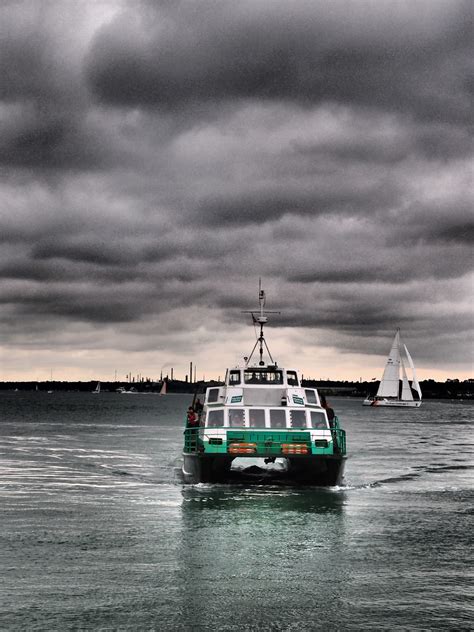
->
(182, 287), (347, 485)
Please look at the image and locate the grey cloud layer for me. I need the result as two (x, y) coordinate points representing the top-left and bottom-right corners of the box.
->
(0, 0), (472, 372)
(87, 0), (472, 123)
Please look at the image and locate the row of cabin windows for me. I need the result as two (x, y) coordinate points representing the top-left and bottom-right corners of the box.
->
(207, 387), (319, 405)
(228, 369), (299, 386)
(206, 408), (328, 429)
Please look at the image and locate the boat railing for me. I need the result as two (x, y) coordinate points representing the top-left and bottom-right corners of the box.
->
(183, 427), (202, 453)
(183, 423), (346, 456)
(327, 416), (346, 454)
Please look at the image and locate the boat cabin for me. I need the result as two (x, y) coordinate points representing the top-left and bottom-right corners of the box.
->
(202, 365), (329, 431)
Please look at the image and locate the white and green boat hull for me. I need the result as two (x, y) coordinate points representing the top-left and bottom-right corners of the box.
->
(182, 426), (346, 485)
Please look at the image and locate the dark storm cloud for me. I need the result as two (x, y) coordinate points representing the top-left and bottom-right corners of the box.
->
(87, 0), (472, 124)
(0, 273), (211, 326)
(195, 178), (401, 225)
(430, 222), (474, 245)
(0, 114), (117, 170)
(294, 122), (474, 165)
(31, 237), (172, 268)
(0, 1), (127, 172)
(408, 214), (474, 247)
(1, 0), (472, 376)
(0, 9), (66, 103)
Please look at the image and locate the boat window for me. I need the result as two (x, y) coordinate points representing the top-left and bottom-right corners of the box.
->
(244, 370), (283, 385)
(207, 388), (219, 403)
(229, 370), (241, 385)
(290, 409), (307, 428)
(310, 411), (328, 429)
(269, 409), (286, 429)
(249, 409), (266, 428)
(305, 389), (318, 404)
(207, 410), (224, 428)
(228, 408), (245, 427)
(287, 371), (299, 386)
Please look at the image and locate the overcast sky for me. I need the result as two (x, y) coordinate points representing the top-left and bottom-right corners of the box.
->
(1, 0), (472, 382)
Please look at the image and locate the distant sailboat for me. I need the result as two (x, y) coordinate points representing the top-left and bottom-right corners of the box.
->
(93, 381), (101, 394)
(363, 329), (422, 407)
(159, 380), (167, 396)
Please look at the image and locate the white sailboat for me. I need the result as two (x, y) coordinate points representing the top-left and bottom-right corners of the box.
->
(363, 329), (422, 407)
(159, 380), (167, 396)
(93, 381), (101, 394)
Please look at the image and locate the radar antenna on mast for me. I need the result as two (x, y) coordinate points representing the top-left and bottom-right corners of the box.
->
(242, 279), (280, 366)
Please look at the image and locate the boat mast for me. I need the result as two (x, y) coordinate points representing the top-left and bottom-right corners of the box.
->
(242, 280), (280, 366)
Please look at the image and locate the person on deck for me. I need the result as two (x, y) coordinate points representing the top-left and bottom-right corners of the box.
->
(320, 395), (335, 423)
(321, 395), (339, 453)
(187, 407), (198, 427)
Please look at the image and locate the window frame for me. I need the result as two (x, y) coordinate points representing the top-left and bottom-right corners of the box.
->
(289, 408), (307, 428)
(309, 410), (329, 429)
(305, 389), (318, 404)
(207, 388), (220, 403)
(207, 409), (224, 428)
(229, 370), (241, 385)
(269, 408), (287, 429)
(248, 408), (266, 428)
(228, 408), (246, 427)
(243, 369), (283, 385)
(287, 371), (299, 386)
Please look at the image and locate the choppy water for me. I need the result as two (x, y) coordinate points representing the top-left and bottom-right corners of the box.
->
(0, 392), (472, 631)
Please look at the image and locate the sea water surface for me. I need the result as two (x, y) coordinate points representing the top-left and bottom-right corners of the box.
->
(0, 392), (472, 631)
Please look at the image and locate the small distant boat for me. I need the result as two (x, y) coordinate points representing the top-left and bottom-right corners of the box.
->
(363, 329), (422, 408)
(93, 381), (101, 394)
(117, 386), (138, 394)
(159, 381), (167, 396)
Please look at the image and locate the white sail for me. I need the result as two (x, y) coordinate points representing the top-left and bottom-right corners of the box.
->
(400, 357), (413, 401)
(404, 344), (422, 400)
(93, 381), (100, 394)
(364, 330), (422, 408)
(376, 330), (401, 398)
(159, 381), (167, 395)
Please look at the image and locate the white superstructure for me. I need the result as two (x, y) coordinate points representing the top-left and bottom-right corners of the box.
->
(201, 364), (333, 442)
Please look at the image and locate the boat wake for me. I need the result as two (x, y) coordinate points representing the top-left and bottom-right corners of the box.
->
(350, 460), (474, 491)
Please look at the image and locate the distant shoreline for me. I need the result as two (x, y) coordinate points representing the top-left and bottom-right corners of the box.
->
(1, 378), (472, 399)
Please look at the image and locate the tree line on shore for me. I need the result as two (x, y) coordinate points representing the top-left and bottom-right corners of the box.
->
(1, 378), (472, 399)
